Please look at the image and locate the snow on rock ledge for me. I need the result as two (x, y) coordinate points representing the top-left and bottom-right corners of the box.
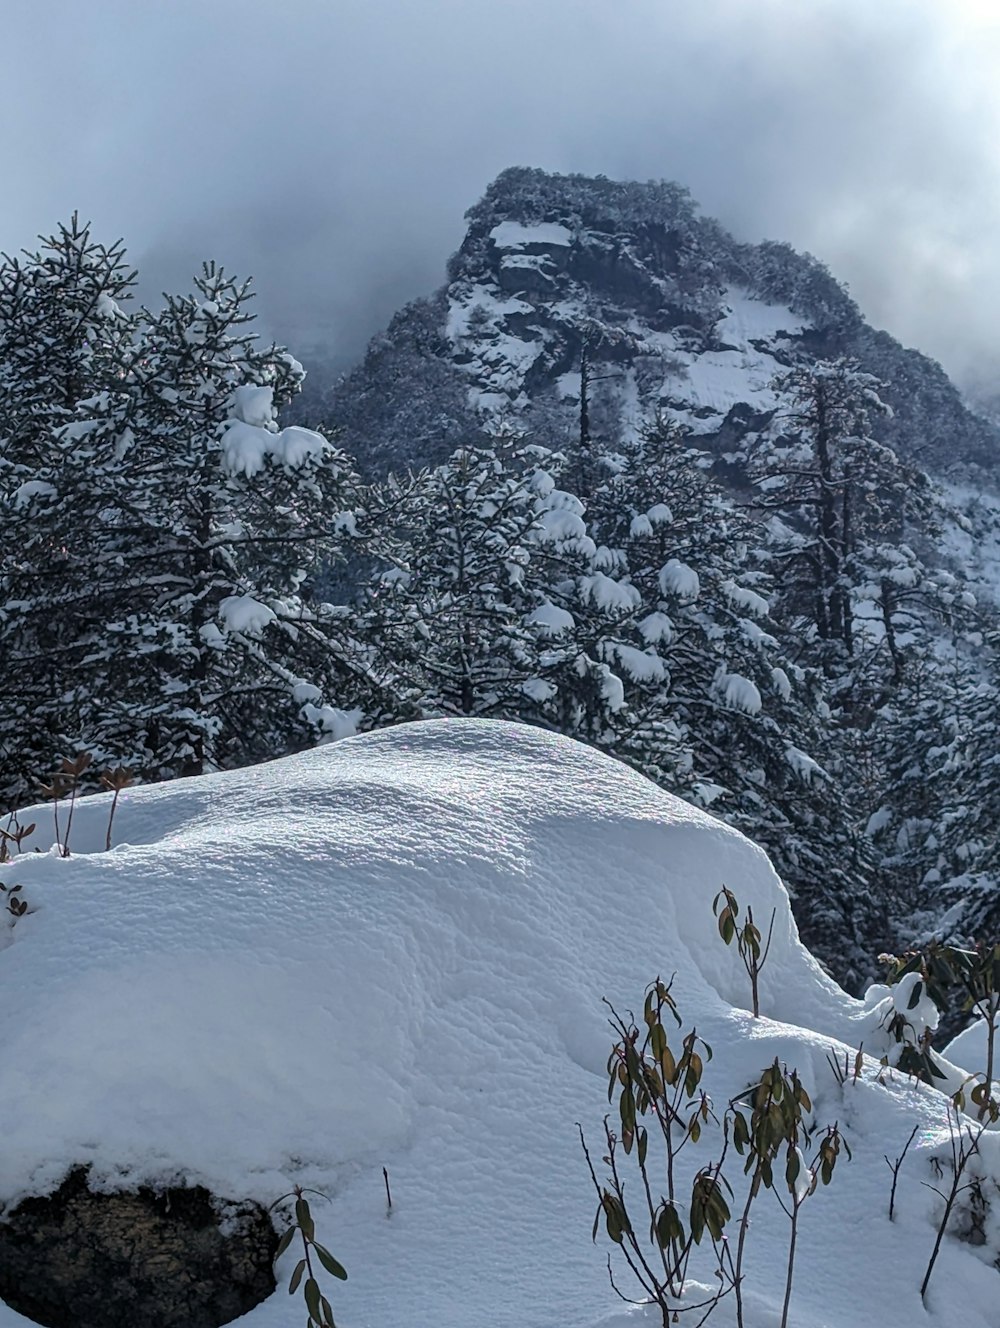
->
(0, 720), (994, 1328)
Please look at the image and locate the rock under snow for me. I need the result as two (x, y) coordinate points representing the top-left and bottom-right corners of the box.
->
(0, 1170), (275, 1328)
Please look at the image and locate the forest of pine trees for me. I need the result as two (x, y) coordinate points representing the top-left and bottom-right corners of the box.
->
(2, 218), (999, 992)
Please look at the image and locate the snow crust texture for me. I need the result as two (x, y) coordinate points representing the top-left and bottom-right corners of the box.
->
(0, 720), (997, 1328)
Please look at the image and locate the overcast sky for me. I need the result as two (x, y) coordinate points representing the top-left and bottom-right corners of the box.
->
(3, 0), (999, 390)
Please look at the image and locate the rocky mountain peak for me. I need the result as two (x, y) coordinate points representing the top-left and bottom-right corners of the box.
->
(326, 167), (999, 482)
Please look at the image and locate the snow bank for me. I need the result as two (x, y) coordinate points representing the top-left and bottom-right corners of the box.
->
(489, 220), (573, 250)
(0, 720), (996, 1328)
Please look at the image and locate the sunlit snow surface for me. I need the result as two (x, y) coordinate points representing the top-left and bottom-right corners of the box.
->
(1, 719), (998, 1328)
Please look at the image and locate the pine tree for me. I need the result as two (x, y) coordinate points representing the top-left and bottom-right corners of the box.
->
(741, 359), (903, 678)
(1, 244), (374, 803)
(587, 416), (883, 986)
(937, 670), (1000, 942)
(517, 467), (641, 746)
(732, 357), (994, 972)
(873, 628), (1000, 944)
(76, 265), (371, 780)
(357, 439), (659, 750)
(0, 217), (138, 804)
(359, 440), (553, 719)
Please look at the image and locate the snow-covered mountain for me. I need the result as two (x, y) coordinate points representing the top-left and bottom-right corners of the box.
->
(2, 720), (998, 1328)
(326, 168), (999, 483)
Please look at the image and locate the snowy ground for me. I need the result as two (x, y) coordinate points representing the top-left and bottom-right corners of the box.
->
(0, 719), (997, 1328)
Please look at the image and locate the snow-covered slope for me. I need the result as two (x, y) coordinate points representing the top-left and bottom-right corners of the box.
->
(1, 720), (999, 1328)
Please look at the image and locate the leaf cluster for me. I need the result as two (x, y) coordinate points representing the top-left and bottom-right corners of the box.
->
(713, 887), (775, 1017)
(584, 976), (850, 1327)
(272, 1187), (347, 1328)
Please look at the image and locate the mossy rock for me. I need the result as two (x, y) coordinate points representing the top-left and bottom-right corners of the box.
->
(0, 1167), (276, 1328)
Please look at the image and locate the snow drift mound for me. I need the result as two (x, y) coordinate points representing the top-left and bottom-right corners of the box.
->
(0, 719), (997, 1328)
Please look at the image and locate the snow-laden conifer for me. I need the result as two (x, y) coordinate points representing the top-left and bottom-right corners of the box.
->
(359, 440), (553, 719)
(0, 217), (138, 804)
(76, 265), (370, 779)
(1, 247), (372, 798)
(585, 415), (882, 986)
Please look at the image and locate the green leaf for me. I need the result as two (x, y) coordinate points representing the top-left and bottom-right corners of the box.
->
(620, 1085), (635, 1133)
(275, 1227), (296, 1260)
(295, 1197), (315, 1242)
(289, 1259), (306, 1295)
(785, 1149), (800, 1190)
(661, 1043), (677, 1085)
(733, 1112), (749, 1151)
(686, 1051), (703, 1094)
(304, 1277), (322, 1322)
(313, 1244), (348, 1281)
(650, 1023), (667, 1061)
(602, 1193), (628, 1245)
(655, 1203), (682, 1250)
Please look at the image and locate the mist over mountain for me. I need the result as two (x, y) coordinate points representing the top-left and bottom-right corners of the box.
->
(5, 2), (1000, 395)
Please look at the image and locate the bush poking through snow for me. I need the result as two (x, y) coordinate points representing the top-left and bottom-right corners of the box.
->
(730, 1061), (850, 1328)
(866, 964), (945, 1087)
(0, 880), (27, 921)
(99, 765), (133, 852)
(920, 1083), (999, 1301)
(825, 1044), (866, 1091)
(0, 760), (133, 928)
(580, 978), (735, 1325)
(713, 886), (776, 1018)
(37, 751), (93, 857)
(882, 943), (1000, 1117)
(23, 755), (132, 859)
(884, 1124), (920, 1223)
(0, 808), (36, 928)
(0, 810), (35, 863)
(581, 977), (849, 1328)
(272, 1186), (348, 1328)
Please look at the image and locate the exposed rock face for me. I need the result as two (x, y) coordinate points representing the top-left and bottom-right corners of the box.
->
(327, 166), (1000, 480)
(0, 1168), (276, 1328)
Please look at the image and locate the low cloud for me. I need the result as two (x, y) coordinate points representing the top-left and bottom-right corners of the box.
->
(2, 0), (998, 388)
